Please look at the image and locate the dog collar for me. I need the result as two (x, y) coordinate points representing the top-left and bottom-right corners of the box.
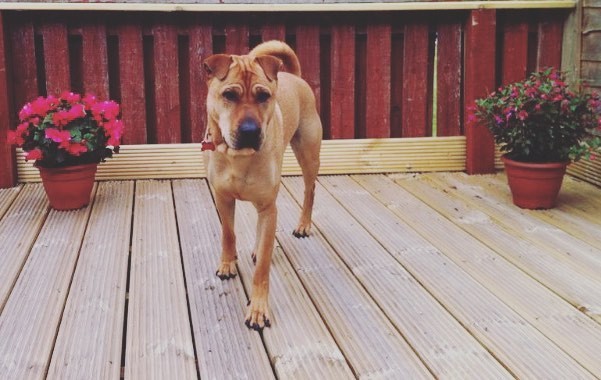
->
(201, 140), (215, 151)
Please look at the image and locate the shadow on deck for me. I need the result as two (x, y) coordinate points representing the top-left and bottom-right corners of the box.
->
(1, 173), (601, 379)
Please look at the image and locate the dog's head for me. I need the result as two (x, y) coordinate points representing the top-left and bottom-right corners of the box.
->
(204, 53), (282, 153)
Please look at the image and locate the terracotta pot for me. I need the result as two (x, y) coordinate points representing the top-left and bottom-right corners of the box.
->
(502, 155), (568, 209)
(37, 163), (98, 210)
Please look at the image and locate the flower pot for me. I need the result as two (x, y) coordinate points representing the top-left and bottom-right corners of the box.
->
(501, 155), (568, 209)
(37, 163), (98, 210)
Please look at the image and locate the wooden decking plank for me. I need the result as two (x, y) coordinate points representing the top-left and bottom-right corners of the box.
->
(47, 181), (134, 379)
(271, 182), (434, 378)
(412, 173), (601, 320)
(431, 173), (601, 287)
(0, 184), (48, 311)
(125, 180), (196, 379)
(291, 176), (512, 379)
(355, 174), (599, 378)
(0, 194), (93, 379)
(172, 179), (275, 380)
(0, 185), (21, 220)
(231, 196), (355, 379)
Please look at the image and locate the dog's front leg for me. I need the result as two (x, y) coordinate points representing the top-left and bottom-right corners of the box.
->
(215, 193), (238, 279)
(245, 202), (276, 330)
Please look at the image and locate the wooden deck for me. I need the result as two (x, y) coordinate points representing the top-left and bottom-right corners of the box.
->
(1, 172), (601, 379)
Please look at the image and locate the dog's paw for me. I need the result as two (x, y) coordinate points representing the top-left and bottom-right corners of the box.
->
(244, 297), (271, 331)
(292, 224), (311, 238)
(215, 260), (238, 280)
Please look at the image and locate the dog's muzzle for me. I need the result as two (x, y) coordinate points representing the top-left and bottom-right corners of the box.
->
(235, 118), (262, 151)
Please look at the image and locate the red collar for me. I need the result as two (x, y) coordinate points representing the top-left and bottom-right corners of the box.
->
(201, 140), (215, 151)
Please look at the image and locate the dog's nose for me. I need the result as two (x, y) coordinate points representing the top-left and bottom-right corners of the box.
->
(237, 118), (261, 150)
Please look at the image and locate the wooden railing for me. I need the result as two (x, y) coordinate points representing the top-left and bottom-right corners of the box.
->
(0, 6), (570, 188)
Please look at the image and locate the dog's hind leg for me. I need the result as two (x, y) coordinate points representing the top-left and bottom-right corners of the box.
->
(215, 193), (238, 279)
(290, 116), (321, 238)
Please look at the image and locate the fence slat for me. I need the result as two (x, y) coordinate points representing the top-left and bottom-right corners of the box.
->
(41, 22), (70, 95)
(502, 15), (529, 84)
(330, 24), (355, 139)
(0, 12), (16, 188)
(82, 22), (109, 99)
(436, 22), (462, 136)
(118, 23), (146, 144)
(537, 12), (564, 70)
(225, 24), (249, 54)
(464, 9), (496, 174)
(8, 16), (38, 117)
(366, 23), (391, 138)
(153, 24), (181, 144)
(189, 21), (213, 143)
(402, 22), (430, 137)
(261, 24), (285, 41)
(295, 24), (321, 113)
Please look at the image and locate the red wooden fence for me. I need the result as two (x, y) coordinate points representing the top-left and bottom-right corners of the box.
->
(0, 9), (566, 187)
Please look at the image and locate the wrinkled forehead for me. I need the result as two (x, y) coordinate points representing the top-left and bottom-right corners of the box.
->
(222, 55), (272, 88)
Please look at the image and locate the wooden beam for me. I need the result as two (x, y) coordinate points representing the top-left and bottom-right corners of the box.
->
(0, 11), (16, 188)
(0, 2), (577, 12)
(464, 9), (497, 174)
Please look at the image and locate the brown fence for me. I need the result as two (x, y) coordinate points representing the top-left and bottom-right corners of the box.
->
(0, 8), (567, 187)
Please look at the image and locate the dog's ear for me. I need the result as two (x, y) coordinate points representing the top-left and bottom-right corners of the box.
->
(203, 54), (232, 80)
(255, 55), (282, 81)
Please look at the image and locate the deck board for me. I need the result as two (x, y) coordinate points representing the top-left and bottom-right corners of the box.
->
(0, 196), (93, 379)
(1, 173), (601, 379)
(47, 181), (134, 380)
(291, 176), (512, 379)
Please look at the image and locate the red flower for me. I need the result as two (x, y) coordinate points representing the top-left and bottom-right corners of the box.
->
(83, 94), (98, 110)
(92, 100), (120, 122)
(52, 110), (72, 127)
(66, 142), (88, 156)
(60, 91), (81, 104)
(25, 148), (43, 161)
(104, 119), (124, 146)
(45, 128), (71, 143)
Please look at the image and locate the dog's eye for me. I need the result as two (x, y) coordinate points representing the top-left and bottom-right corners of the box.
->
(256, 92), (271, 104)
(223, 90), (239, 102)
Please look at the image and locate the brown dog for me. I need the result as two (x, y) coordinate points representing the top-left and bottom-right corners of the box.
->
(202, 41), (322, 330)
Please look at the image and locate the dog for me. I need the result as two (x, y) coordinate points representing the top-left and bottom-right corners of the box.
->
(202, 40), (322, 330)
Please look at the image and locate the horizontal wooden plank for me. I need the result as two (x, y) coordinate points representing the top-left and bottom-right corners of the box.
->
(583, 7), (601, 31)
(0, 1), (577, 11)
(568, 158), (601, 187)
(16, 137), (467, 182)
(582, 32), (601, 60)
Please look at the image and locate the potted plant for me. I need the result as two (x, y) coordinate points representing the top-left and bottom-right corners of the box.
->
(470, 68), (601, 209)
(7, 91), (124, 210)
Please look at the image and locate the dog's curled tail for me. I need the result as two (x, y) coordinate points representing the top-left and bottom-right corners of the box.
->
(250, 40), (302, 77)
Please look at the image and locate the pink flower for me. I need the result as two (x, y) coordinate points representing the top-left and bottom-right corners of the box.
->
(25, 148), (43, 161)
(518, 110), (528, 120)
(52, 110), (73, 127)
(66, 142), (88, 156)
(104, 119), (124, 146)
(83, 94), (98, 110)
(60, 91), (81, 104)
(18, 103), (33, 121)
(7, 130), (23, 145)
(92, 100), (120, 122)
(45, 128), (71, 143)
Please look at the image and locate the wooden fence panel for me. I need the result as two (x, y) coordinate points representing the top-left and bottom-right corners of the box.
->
(365, 23), (391, 138)
(464, 9), (496, 174)
(82, 22), (109, 99)
(402, 22), (430, 137)
(436, 22), (462, 137)
(118, 22), (147, 144)
(537, 11), (564, 70)
(501, 13), (529, 84)
(189, 20), (213, 143)
(295, 24), (321, 114)
(0, 9), (575, 186)
(152, 23), (181, 144)
(41, 22), (70, 96)
(329, 24), (355, 139)
(0, 12), (16, 188)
